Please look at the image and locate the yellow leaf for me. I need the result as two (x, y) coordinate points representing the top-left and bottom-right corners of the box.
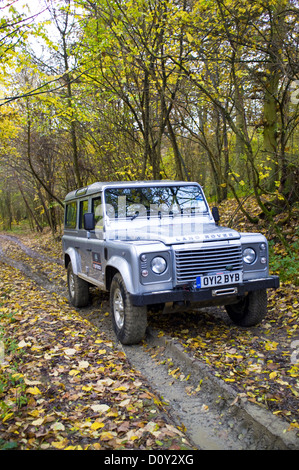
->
(29, 409), (44, 417)
(82, 385), (93, 391)
(27, 386), (42, 395)
(265, 341), (278, 351)
(277, 379), (289, 386)
(269, 371), (277, 379)
(107, 411), (118, 417)
(288, 423), (299, 430)
(91, 421), (105, 431)
(11, 373), (23, 380)
(2, 412), (13, 423)
(100, 431), (116, 441)
(52, 439), (68, 449)
(69, 370), (80, 376)
(186, 32), (194, 42)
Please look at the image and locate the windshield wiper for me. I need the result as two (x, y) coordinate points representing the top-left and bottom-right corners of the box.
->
(130, 210), (139, 221)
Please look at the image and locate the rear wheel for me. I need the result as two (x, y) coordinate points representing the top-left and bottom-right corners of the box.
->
(67, 263), (90, 307)
(225, 289), (267, 327)
(110, 273), (147, 345)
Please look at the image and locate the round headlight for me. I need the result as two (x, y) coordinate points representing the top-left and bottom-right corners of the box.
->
(151, 256), (167, 274)
(243, 247), (256, 264)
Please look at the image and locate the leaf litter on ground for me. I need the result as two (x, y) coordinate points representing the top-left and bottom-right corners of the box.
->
(0, 261), (192, 450)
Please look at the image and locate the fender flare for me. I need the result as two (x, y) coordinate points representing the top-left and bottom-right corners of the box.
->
(106, 256), (135, 294)
(64, 247), (81, 275)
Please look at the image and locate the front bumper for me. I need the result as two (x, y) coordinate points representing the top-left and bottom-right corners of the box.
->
(130, 275), (279, 306)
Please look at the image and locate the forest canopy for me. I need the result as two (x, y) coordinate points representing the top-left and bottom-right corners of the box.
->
(0, 0), (298, 243)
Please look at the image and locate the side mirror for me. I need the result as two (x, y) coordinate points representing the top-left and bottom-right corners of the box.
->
(84, 212), (95, 231)
(212, 207), (220, 225)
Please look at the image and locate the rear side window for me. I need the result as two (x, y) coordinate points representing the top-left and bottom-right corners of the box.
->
(65, 202), (77, 229)
(79, 200), (89, 229)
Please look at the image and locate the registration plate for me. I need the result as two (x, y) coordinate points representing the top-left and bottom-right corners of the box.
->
(196, 271), (242, 289)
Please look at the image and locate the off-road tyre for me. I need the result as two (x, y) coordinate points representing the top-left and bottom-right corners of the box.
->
(225, 289), (267, 327)
(67, 263), (90, 308)
(110, 273), (147, 345)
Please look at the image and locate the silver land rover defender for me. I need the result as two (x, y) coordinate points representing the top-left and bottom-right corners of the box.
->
(62, 181), (279, 344)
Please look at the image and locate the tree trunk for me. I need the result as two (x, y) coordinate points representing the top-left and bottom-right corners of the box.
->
(263, 71), (279, 190)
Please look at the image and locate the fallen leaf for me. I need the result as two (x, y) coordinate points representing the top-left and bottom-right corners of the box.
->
(69, 370), (80, 376)
(90, 404), (110, 413)
(91, 421), (105, 430)
(51, 422), (65, 431)
(64, 348), (77, 356)
(18, 340), (31, 348)
(32, 417), (44, 426)
(27, 386), (42, 395)
(100, 431), (117, 441)
(51, 439), (68, 449)
(78, 360), (89, 369)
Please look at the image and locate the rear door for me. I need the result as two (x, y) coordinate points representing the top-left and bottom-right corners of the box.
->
(77, 199), (90, 275)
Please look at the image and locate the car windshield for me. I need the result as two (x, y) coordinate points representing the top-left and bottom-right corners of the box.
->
(102, 185), (209, 242)
(104, 185), (208, 220)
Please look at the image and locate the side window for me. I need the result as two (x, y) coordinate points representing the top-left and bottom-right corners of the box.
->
(92, 196), (103, 229)
(65, 202), (77, 229)
(79, 199), (89, 229)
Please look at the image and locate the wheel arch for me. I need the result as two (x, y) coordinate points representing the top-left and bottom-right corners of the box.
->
(64, 247), (80, 275)
(105, 256), (135, 293)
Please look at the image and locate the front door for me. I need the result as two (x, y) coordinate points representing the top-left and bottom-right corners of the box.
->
(85, 195), (105, 288)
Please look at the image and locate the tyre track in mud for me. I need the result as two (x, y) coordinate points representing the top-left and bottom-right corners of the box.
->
(0, 234), (64, 295)
(0, 234), (298, 450)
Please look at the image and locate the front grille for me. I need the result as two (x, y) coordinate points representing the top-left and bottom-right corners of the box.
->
(175, 245), (243, 284)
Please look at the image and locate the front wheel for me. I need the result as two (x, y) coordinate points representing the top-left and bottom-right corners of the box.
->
(225, 289), (267, 327)
(110, 273), (147, 345)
